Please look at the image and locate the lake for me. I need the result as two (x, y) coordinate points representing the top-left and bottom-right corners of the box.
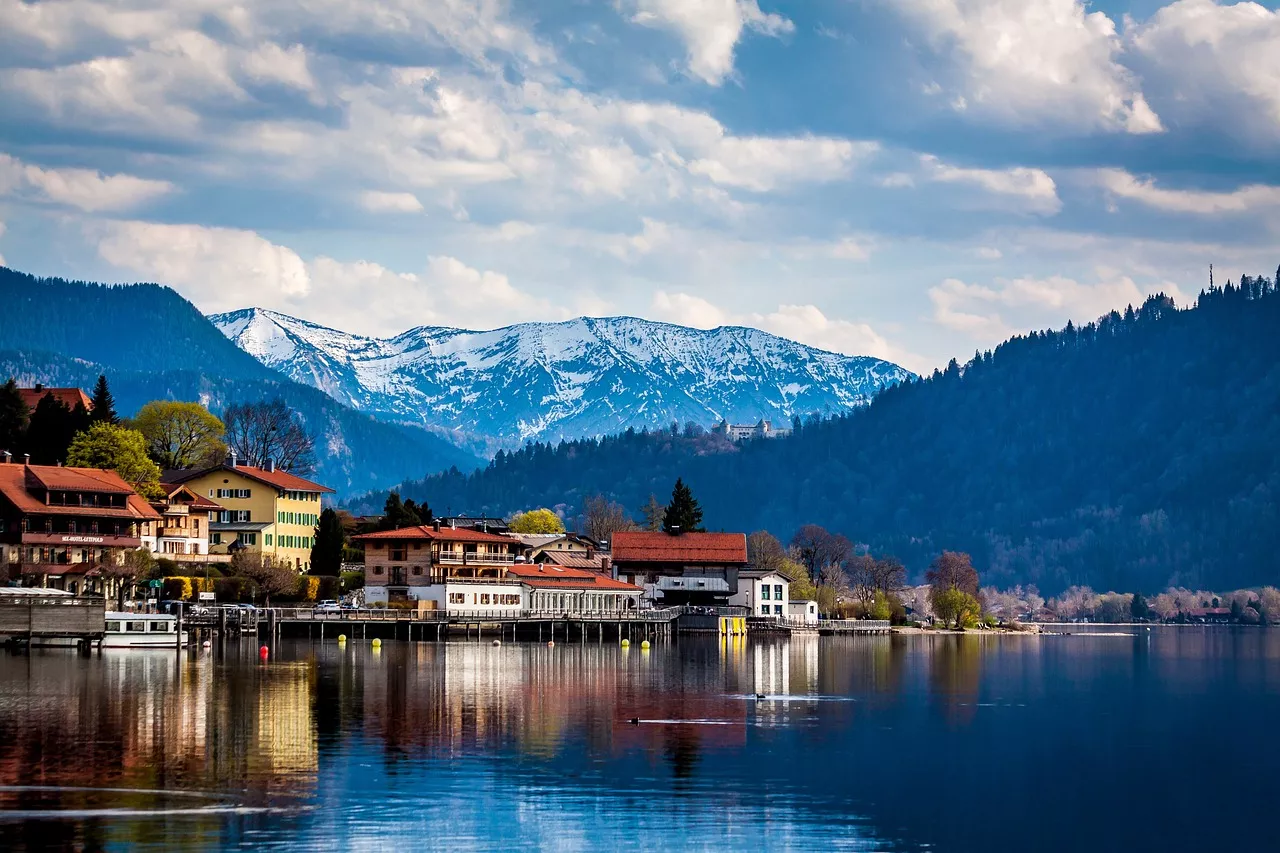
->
(1, 628), (1277, 852)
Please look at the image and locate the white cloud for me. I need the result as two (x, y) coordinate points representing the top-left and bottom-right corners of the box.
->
(94, 220), (310, 311)
(1097, 168), (1280, 214)
(1126, 1), (1280, 141)
(628, 0), (795, 85)
(650, 290), (922, 369)
(358, 191), (424, 213)
(886, 0), (1162, 134)
(928, 272), (1178, 341)
(0, 153), (174, 212)
(241, 42), (315, 93)
(689, 136), (875, 192)
(920, 155), (1062, 215)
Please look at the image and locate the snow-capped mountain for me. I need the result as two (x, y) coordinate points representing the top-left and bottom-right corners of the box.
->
(210, 308), (913, 452)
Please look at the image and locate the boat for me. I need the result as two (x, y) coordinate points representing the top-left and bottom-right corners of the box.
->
(101, 612), (188, 648)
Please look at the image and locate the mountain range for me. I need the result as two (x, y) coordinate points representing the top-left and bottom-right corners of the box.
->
(360, 275), (1280, 595)
(210, 308), (911, 452)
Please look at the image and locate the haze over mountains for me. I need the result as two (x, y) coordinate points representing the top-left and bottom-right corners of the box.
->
(211, 308), (911, 452)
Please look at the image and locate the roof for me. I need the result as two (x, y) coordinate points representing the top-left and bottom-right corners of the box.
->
(740, 569), (789, 581)
(352, 525), (517, 545)
(18, 387), (92, 413)
(538, 551), (609, 571)
(506, 533), (566, 548)
(0, 464), (161, 520)
(611, 531), (748, 565)
(209, 521), (273, 532)
(158, 484), (221, 511)
(170, 463), (334, 494)
(507, 564), (641, 592)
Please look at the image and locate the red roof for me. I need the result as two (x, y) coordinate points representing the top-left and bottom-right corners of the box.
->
(18, 387), (92, 413)
(353, 525), (516, 545)
(611, 531), (747, 565)
(538, 551), (610, 571)
(0, 464), (160, 520)
(171, 463), (334, 494)
(507, 564), (641, 592)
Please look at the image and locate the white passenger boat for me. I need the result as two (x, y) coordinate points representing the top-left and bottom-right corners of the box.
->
(101, 612), (187, 648)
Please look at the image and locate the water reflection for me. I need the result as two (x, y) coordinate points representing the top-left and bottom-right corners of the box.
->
(0, 628), (1278, 852)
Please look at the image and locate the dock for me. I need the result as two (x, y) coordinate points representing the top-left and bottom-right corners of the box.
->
(0, 590), (105, 651)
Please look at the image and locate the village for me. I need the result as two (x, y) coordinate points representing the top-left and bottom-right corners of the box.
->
(0, 386), (854, 646)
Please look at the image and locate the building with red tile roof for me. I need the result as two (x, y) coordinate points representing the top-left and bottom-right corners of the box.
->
(17, 385), (92, 414)
(352, 522), (523, 605)
(0, 460), (161, 596)
(611, 530), (748, 606)
(507, 563), (642, 612)
(141, 484), (221, 563)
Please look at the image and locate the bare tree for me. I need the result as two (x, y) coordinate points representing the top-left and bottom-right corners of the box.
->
(232, 550), (297, 606)
(222, 399), (316, 474)
(746, 531), (788, 569)
(639, 494), (664, 532)
(581, 494), (634, 544)
(102, 548), (156, 610)
(789, 525), (853, 582)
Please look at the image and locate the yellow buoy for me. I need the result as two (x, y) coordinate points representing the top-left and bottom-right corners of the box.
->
(371, 638), (382, 648)
(621, 639), (630, 648)
(640, 640), (651, 650)
(338, 634), (347, 643)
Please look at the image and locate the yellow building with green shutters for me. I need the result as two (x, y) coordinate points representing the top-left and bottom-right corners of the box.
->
(170, 457), (334, 572)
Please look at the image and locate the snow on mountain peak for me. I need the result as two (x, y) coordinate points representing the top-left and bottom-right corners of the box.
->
(209, 308), (913, 453)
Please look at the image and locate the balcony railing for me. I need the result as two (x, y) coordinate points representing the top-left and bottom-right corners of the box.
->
(437, 550), (517, 565)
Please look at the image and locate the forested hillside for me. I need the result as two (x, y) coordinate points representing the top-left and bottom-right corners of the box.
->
(358, 275), (1280, 594)
(0, 268), (480, 494)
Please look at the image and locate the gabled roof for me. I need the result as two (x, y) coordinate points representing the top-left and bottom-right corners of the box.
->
(537, 551), (610, 571)
(171, 463), (334, 494)
(18, 387), (92, 413)
(507, 564), (641, 592)
(159, 483), (221, 511)
(352, 525), (517, 545)
(0, 464), (160, 520)
(611, 531), (748, 565)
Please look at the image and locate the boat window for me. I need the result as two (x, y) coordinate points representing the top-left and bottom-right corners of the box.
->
(106, 621), (121, 632)
(149, 622), (170, 632)
(126, 621), (147, 633)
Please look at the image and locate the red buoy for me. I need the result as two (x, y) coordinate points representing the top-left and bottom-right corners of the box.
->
(259, 645), (269, 659)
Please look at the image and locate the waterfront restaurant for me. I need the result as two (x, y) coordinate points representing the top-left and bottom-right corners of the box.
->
(611, 530), (749, 607)
(0, 459), (161, 597)
(354, 521), (525, 613)
(507, 563), (642, 613)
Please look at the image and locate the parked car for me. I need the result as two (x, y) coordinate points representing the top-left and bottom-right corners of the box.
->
(314, 600), (340, 612)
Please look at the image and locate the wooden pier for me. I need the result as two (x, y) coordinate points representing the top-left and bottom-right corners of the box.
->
(0, 592), (105, 651)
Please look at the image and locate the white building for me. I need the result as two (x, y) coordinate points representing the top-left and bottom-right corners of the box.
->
(729, 569), (790, 618)
(787, 600), (819, 624)
(141, 484), (218, 563)
(712, 419), (792, 442)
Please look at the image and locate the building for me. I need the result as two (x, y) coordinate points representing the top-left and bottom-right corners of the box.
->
(507, 563), (642, 613)
(611, 530), (748, 606)
(140, 484), (219, 563)
(17, 385), (92, 414)
(169, 455), (334, 571)
(729, 569), (790, 617)
(0, 460), (161, 596)
(787, 600), (819, 624)
(507, 532), (612, 572)
(354, 522), (524, 612)
(711, 418), (792, 442)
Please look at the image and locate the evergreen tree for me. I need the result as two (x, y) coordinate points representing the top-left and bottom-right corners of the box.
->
(662, 478), (704, 533)
(27, 393), (85, 465)
(1130, 592), (1149, 621)
(378, 491), (423, 531)
(0, 378), (28, 454)
(310, 508), (346, 577)
(403, 498), (432, 524)
(89, 374), (117, 424)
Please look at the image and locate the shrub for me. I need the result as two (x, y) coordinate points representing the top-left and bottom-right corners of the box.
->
(297, 576), (321, 602)
(340, 569), (365, 592)
(161, 576), (214, 601)
(213, 576), (257, 603)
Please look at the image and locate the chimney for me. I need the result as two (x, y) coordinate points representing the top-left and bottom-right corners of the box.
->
(601, 556), (612, 573)
(432, 519), (442, 532)
(226, 450), (238, 468)
(22, 453), (31, 466)
(2, 451), (9, 464)
(34, 383), (43, 392)
(265, 458), (275, 473)
(669, 525), (681, 536)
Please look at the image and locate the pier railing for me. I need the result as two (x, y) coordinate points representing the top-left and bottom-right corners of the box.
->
(202, 605), (686, 624)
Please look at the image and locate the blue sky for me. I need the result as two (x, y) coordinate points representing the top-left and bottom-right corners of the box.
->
(1, 0), (1278, 372)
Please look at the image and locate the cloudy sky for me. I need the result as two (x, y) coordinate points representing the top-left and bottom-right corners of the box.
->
(1, 0), (1278, 372)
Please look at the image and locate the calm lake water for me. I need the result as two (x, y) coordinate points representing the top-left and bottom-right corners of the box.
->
(1, 628), (1277, 852)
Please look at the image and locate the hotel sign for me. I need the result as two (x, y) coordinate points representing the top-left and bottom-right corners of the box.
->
(21, 532), (141, 547)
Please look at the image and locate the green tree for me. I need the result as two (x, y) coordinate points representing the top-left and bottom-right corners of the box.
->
(310, 508), (346, 577)
(508, 508), (565, 534)
(1230, 598), (1244, 622)
(66, 422), (163, 498)
(89, 374), (118, 424)
(1130, 591), (1149, 621)
(377, 491), (423, 531)
(933, 588), (981, 630)
(869, 590), (894, 621)
(0, 378), (28, 454)
(27, 393), (90, 465)
(133, 400), (227, 469)
(662, 478), (704, 533)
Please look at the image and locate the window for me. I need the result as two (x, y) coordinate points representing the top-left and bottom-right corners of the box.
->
(774, 585), (783, 600)
(761, 604), (770, 615)
(480, 594), (491, 605)
(106, 621), (121, 632)
(761, 585), (770, 601)
(412, 566), (423, 576)
(241, 533), (257, 546)
(449, 592), (466, 604)
(774, 605), (783, 615)
(265, 534), (272, 546)
(210, 533), (222, 545)
(126, 621), (147, 633)
(149, 622), (170, 632)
